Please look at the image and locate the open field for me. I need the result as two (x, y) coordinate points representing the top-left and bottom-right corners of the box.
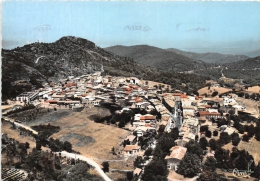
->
(237, 138), (260, 164)
(26, 107), (131, 160)
(236, 97), (260, 118)
(1, 121), (36, 152)
(246, 86), (260, 94)
(198, 86), (232, 96)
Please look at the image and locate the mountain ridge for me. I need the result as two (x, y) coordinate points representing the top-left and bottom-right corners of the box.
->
(105, 45), (211, 72)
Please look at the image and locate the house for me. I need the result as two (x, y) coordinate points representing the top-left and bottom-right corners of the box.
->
(124, 135), (137, 145)
(134, 126), (156, 137)
(198, 111), (221, 119)
(198, 117), (207, 124)
(16, 92), (39, 102)
(140, 114), (156, 123)
(124, 145), (141, 156)
(165, 146), (187, 170)
(133, 168), (142, 177)
(224, 127), (236, 135)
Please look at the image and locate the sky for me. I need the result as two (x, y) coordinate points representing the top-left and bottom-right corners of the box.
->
(2, 1), (260, 54)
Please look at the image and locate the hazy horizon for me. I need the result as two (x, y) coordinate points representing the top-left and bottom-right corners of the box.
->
(3, 1), (260, 55)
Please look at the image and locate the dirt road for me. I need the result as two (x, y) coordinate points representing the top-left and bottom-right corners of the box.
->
(60, 151), (112, 181)
(2, 117), (112, 181)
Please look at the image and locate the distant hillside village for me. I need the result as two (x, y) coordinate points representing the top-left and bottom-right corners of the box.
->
(3, 68), (260, 181)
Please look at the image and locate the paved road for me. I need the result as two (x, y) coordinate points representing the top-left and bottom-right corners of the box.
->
(60, 151), (112, 181)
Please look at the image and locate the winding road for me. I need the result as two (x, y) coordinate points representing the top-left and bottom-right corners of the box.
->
(60, 151), (112, 181)
(3, 116), (112, 181)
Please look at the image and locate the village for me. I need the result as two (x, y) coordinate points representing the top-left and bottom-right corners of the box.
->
(2, 69), (260, 181)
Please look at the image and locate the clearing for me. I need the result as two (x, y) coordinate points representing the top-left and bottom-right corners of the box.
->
(26, 107), (131, 160)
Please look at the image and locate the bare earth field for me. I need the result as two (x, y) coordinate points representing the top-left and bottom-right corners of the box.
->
(1, 121), (36, 152)
(236, 97), (260, 118)
(222, 139), (260, 164)
(237, 138), (260, 164)
(198, 86), (232, 96)
(246, 86), (260, 94)
(26, 107), (131, 160)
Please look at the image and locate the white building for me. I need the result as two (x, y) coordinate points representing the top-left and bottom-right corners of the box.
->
(16, 92), (39, 102)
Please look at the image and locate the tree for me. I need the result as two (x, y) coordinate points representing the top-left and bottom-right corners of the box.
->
(252, 162), (260, 179)
(199, 137), (208, 150)
(219, 132), (231, 145)
(25, 142), (30, 149)
(255, 122), (260, 141)
(212, 91), (218, 97)
(144, 148), (153, 157)
(213, 130), (218, 137)
(228, 109), (235, 115)
(102, 161), (109, 172)
(205, 130), (212, 138)
(231, 132), (240, 146)
(36, 141), (41, 150)
(203, 157), (217, 172)
(232, 136), (240, 146)
(126, 171), (133, 181)
(198, 171), (227, 181)
(64, 163), (95, 181)
(215, 148), (230, 169)
(200, 125), (208, 132)
(177, 153), (201, 178)
(209, 139), (219, 150)
(247, 124), (255, 137)
(170, 127), (179, 141)
(11, 122), (16, 129)
(242, 134), (250, 142)
(185, 140), (203, 158)
(63, 141), (72, 152)
(134, 156), (143, 168)
(142, 159), (168, 181)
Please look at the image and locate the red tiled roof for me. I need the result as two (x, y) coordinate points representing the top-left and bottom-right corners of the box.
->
(173, 93), (182, 96)
(198, 117), (206, 121)
(135, 97), (143, 103)
(204, 105), (211, 108)
(61, 92), (66, 95)
(180, 94), (188, 98)
(134, 168), (142, 175)
(45, 100), (57, 103)
(140, 116), (156, 120)
(125, 88), (132, 91)
(199, 111), (220, 116)
(165, 146), (187, 160)
(124, 145), (140, 151)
